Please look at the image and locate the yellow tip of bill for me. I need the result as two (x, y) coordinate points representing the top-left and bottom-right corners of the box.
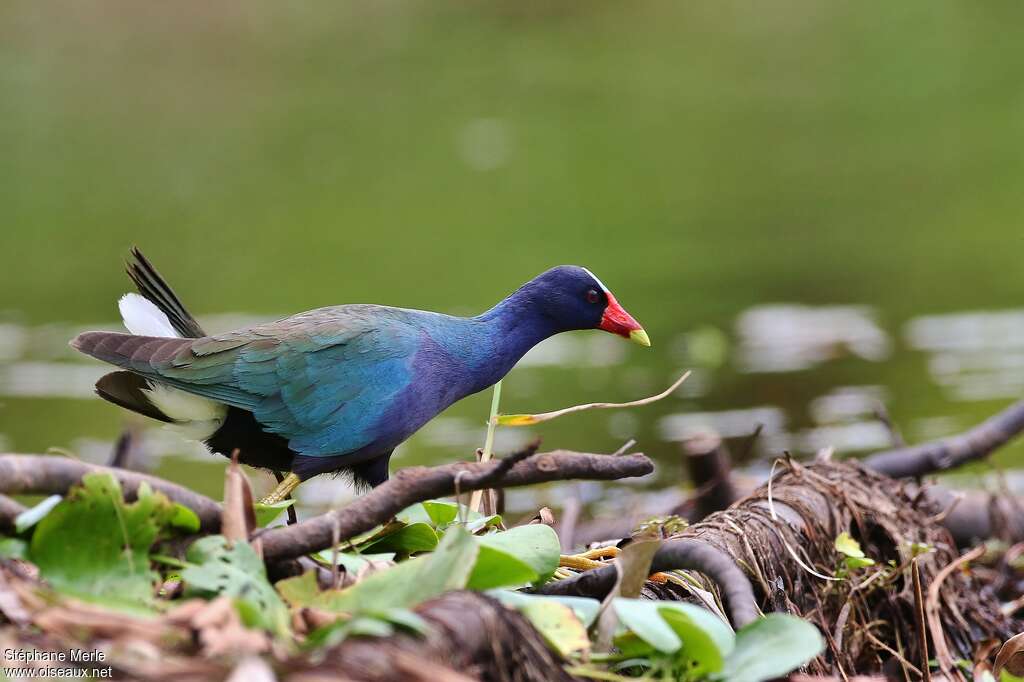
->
(629, 328), (651, 347)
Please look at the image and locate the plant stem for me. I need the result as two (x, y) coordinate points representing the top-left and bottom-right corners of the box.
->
(468, 380), (502, 513)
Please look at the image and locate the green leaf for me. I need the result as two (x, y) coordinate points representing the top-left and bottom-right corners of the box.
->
(488, 590), (602, 628)
(276, 570), (320, 608)
(421, 500), (460, 527)
(844, 556), (876, 569)
(14, 495), (62, 533)
(361, 522), (438, 554)
(613, 599), (734, 675)
(181, 535), (290, 635)
(658, 602), (735, 675)
(613, 599), (683, 654)
(395, 503), (434, 526)
(520, 599), (591, 658)
(834, 531), (866, 558)
(467, 524), (560, 589)
(0, 537), (27, 560)
(254, 500), (294, 527)
(314, 525), (479, 614)
(306, 615), (395, 650)
(376, 607), (429, 635)
(169, 503), (201, 533)
(716, 614), (825, 682)
(396, 500), (493, 531)
(324, 551), (395, 575)
(28, 474), (180, 609)
(464, 513), (502, 534)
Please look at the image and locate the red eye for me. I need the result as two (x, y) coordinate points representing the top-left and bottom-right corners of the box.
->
(586, 289), (600, 304)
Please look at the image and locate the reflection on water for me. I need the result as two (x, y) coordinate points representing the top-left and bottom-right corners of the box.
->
(907, 310), (1024, 402)
(735, 305), (891, 373)
(1, 302), (1023, 516)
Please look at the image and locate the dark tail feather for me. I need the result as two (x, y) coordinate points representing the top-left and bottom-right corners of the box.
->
(126, 247), (206, 339)
(95, 371), (171, 423)
(71, 331), (191, 369)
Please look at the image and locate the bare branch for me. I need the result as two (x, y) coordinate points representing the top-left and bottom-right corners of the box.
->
(0, 493), (26, 533)
(863, 398), (1024, 478)
(260, 450), (653, 562)
(537, 538), (759, 628)
(0, 454), (222, 531)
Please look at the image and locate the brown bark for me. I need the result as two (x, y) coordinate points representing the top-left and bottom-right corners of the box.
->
(259, 450), (653, 562)
(288, 591), (575, 682)
(542, 459), (1018, 677)
(538, 538), (759, 628)
(0, 494), (26, 533)
(0, 454), (222, 531)
(864, 397), (1024, 478)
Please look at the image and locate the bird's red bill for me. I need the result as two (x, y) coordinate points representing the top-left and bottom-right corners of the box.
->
(599, 293), (649, 346)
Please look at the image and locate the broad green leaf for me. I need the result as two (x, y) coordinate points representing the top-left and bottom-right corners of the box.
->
(613, 599), (682, 654)
(716, 614), (825, 682)
(613, 598), (734, 674)
(613, 630), (658, 658)
(181, 535), (290, 635)
(463, 513), (502, 534)
(361, 522), (438, 554)
(466, 545), (538, 590)
(468, 524), (560, 589)
(520, 599), (591, 658)
(276, 570), (320, 608)
(14, 495), (62, 533)
(834, 532), (865, 558)
(845, 556), (876, 569)
(395, 503), (434, 527)
(315, 526), (479, 614)
(421, 500), (460, 527)
(658, 602), (735, 674)
(169, 503), (201, 533)
(254, 500), (294, 527)
(488, 590), (602, 628)
(397, 500), (493, 531)
(28, 474), (179, 609)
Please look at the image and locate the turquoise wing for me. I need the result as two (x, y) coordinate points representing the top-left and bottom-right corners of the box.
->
(147, 306), (421, 457)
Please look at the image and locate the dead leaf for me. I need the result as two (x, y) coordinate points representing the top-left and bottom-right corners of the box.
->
(223, 450), (257, 545)
(183, 596), (271, 658)
(227, 655), (277, 682)
(0, 570), (31, 625)
(595, 537), (662, 650)
(995, 632), (1024, 677)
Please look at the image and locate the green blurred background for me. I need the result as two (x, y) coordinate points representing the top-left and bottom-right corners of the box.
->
(2, 2), (1023, 509)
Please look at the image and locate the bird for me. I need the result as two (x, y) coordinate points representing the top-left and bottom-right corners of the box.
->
(71, 248), (650, 503)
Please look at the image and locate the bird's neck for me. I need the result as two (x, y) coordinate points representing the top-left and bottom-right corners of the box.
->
(466, 290), (558, 389)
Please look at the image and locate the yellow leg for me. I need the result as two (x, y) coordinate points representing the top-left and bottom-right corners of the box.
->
(261, 472), (301, 504)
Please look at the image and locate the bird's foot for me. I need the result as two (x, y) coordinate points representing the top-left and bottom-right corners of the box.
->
(261, 472), (301, 504)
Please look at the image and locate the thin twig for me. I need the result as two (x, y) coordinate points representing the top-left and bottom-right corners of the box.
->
(926, 546), (984, 681)
(911, 558), (931, 682)
(497, 371), (690, 426)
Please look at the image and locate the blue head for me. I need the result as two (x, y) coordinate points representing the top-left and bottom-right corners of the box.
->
(493, 265), (650, 346)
